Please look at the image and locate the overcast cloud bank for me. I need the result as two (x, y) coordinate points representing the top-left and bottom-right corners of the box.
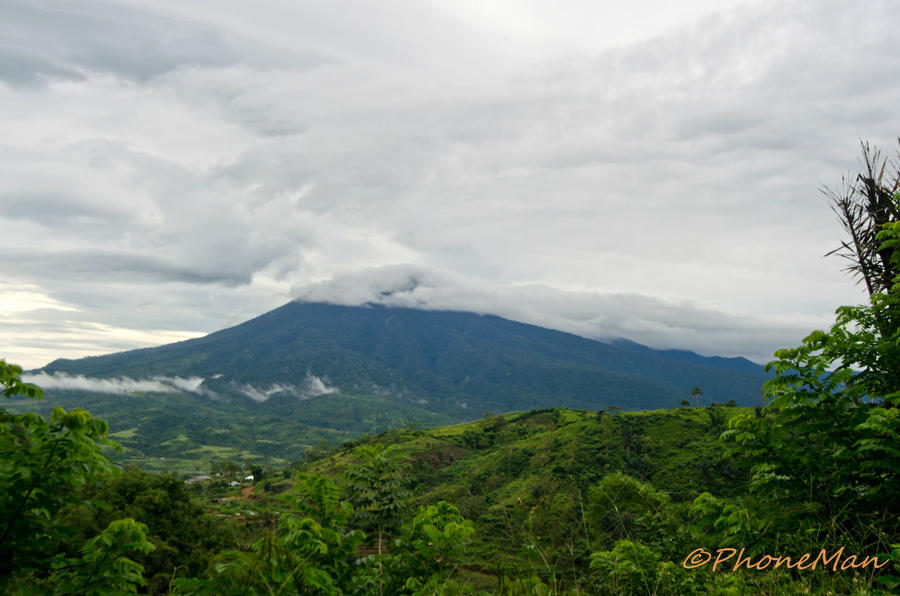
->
(2, 0), (899, 368)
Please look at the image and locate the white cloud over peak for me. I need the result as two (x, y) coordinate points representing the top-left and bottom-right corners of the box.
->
(293, 265), (828, 363)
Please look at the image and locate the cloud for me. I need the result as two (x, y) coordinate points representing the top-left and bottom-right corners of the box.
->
(0, 0), (331, 85)
(1, 314), (207, 373)
(294, 265), (830, 363)
(18, 371), (338, 402)
(4, 249), (253, 285)
(1, 0), (898, 370)
(22, 372), (209, 395)
(235, 375), (338, 402)
(0, 192), (125, 227)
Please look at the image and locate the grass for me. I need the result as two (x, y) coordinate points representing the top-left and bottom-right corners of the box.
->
(110, 427), (138, 439)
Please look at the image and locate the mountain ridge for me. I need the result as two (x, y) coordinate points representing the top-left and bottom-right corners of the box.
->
(40, 301), (767, 413)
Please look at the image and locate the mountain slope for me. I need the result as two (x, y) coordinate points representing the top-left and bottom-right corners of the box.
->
(42, 301), (767, 414)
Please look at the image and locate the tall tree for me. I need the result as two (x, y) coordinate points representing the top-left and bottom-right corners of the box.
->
(704, 140), (900, 571)
(344, 443), (411, 595)
(825, 139), (900, 300)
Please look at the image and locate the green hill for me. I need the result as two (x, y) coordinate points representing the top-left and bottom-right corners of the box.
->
(299, 406), (749, 584)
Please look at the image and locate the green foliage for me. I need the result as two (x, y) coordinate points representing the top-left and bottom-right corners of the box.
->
(587, 473), (671, 542)
(0, 360), (119, 580)
(344, 443), (412, 546)
(301, 407), (750, 591)
(279, 474), (363, 593)
(715, 211), (900, 556)
(495, 576), (554, 596)
(689, 492), (759, 550)
(1, 360), (43, 400)
(6, 388), (454, 474)
(588, 540), (683, 596)
(177, 471), (479, 596)
(390, 501), (476, 593)
(77, 466), (237, 593)
(696, 142), (900, 592)
(51, 518), (155, 596)
(182, 471), (407, 594)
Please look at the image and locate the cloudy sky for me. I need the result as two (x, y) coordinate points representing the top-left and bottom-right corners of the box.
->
(2, 0), (899, 369)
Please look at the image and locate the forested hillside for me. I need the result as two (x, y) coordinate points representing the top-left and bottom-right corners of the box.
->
(38, 301), (768, 414)
(2, 360), (897, 594)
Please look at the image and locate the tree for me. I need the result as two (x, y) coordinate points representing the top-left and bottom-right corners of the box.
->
(83, 466), (236, 593)
(344, 443), (411, 595)
(388, 501), (475, 594)
(825, 139), (900, 300)
(52, 518), (155, 595)
(817, 139), (900, 411)
(174, 473), (363, 595)
(0, 360), (117, 578)
(344, 443), (412, 547)
(709, 140), (900, 564)
(689, 386), (703, 408)
(589, 540), (685, 596)
(1, 360), (156, 592)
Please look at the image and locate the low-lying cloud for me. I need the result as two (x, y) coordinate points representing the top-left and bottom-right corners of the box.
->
(235, 374), (338, 403)
(23, 372), (209, 395)
(22, 371), (339, 402)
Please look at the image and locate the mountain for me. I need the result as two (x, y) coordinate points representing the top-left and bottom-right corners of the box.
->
(41, 301), (766, 412)
(16, 302), (768, 469)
